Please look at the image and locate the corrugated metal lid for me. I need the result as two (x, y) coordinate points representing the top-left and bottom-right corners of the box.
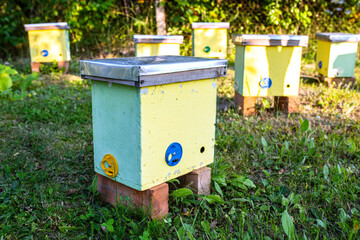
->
(232, 34), (309, 47)
(192, 22), (229, 29)
(80, 56), (227, 87)
(132, 35), (184, 43)
(24, 22), (70, 31)
(316, 33), (360, 42)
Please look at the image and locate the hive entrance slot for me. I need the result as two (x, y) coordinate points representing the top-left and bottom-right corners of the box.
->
(200, 146), (205, 153)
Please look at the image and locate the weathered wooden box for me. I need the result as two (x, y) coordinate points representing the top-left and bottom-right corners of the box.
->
(133, 35), (183, 57)
(316, 33), (360, 78)
(232, 34), (308, 97)
(192, 22), (229, 59)
(80, 56), (227, 190)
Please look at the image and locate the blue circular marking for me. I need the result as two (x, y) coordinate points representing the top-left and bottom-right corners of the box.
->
(41, 50), (49, 57)
(203, 46), (211, 53)
(165, 142), (183, 167)
(259, 77), (272, 89)
(318, 61), (322, 69)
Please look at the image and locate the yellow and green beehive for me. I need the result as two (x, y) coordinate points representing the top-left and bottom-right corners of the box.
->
(133, 35), (183, 57)
(316, 33), (360, 78)
(192, 22), (229, 59)
(232, 34), (308, 97)
(24, 22), (71, 64)
(80, 56), (227, 191)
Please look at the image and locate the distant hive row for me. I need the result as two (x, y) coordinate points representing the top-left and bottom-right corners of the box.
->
(24, 21), (360, 80)
(24, 22), (359, 116)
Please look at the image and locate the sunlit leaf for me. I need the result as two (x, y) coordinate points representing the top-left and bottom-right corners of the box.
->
(170, 188), (193, 198)
(203, 195), (224, 204)
(0, 73), (13, 92)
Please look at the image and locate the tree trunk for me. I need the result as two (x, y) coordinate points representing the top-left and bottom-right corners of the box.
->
(155, 0), (166, 35)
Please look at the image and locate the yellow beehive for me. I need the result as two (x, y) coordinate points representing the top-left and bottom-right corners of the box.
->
(192, 22), (229, 59)
(316, 33), (360, 78)
(80, 56), (227, 191)
(133, 35), (183, 57)
(24, 22), (71, 65)
(232, 34), (308, 97)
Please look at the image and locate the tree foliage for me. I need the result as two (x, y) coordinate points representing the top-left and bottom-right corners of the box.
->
(0, 0), (359, 60)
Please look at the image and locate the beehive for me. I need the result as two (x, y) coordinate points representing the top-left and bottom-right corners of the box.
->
(133, 35), (183, 57)
(192, 22), (229, 59)
(232, 34), (308, 97)
(316, 33), (360, 78)
(80, 56), (227, 191)
(24, 22), (71, 64)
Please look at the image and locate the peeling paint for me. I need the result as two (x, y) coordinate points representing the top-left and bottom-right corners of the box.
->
(140, 88), (148, 95)
(191, 89), (196, 93)
(108, 82), (112, 87)
(212, 82), (217, 89)
(179, 84), (183, 88)
(161, 90), (164, 94)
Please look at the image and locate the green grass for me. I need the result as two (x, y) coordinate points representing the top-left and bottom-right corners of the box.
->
(1, 63), (360, 239)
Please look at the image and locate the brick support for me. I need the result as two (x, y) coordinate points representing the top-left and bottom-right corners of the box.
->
(31, 61), (69, 73)
(96, 173), (169, 219)
(321, 76), (356, 88)
(177, 167), (211, 195)
(274, 96), (299, 113)
(235, 92), (256, 116)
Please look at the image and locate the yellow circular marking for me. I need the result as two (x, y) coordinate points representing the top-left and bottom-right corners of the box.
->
(101, 154), (118, 178)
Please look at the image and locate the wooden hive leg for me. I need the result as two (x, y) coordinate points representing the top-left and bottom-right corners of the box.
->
(235, 92), (256, 116)
(177, 166), (211, 195)
(30, 62), (41, 73)
(58, 61), (70, 74)
(274, 96), (299, 114)
(96, 173), (169, 220)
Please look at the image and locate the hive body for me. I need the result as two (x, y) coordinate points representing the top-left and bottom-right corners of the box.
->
(232, 34), (308, 97)
(192, 29), (228, 58)
(135, 43), (180, 56)
(25, 23), (71, 63)
(92, 79), (217, 190)
(133, 35), (183, 57)
(82, 56), (227, 191)
(192, 22), (229, 59)
(235, 45), (302, 97)
(316, 40), (358, 78)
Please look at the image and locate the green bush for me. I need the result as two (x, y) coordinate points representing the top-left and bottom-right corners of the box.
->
(0, 64), (38, 100)
(0, 0), (359, 60)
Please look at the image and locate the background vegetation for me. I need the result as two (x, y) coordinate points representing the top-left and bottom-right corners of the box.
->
(1, 0), (360, 61)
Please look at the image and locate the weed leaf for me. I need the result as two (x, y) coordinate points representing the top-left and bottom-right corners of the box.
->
(91, 175), (98, 194)
(308, 139), (315, 156)
(261, 137), (268, 148)
(281, 210), (295, 239)
(300, 119), (310, 133)
(323, 165), (329, 181)
(243, 179), (256, 188)
(213, 174), (227, 186)
(214, 181), (223, 197)
(316, 219), (327, 229)
(170, 188), (193, 198)
(203, 195), (224, 204)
